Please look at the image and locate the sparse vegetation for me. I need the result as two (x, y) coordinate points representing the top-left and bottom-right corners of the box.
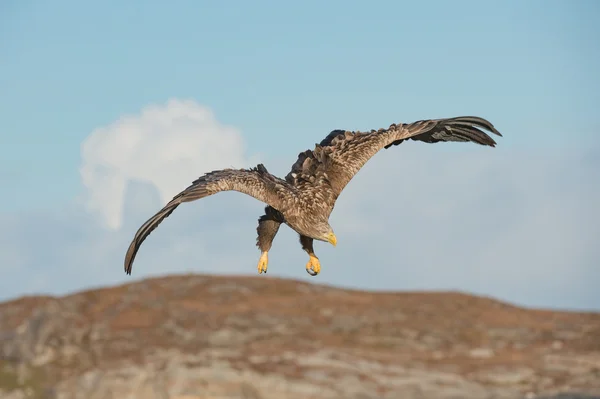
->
(0, 361), (48, 399)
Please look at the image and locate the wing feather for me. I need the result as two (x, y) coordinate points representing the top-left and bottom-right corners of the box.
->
(124, 165), (296, 274)
(385, 116), (502, 148)
(287, 116), (502, 202)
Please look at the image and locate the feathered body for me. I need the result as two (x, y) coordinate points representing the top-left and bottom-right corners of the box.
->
(124, 116), (502, 276)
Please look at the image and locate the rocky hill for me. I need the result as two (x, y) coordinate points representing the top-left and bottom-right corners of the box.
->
(0, 274), (599, 399)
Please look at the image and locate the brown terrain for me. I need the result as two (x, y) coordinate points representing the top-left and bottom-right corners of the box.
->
(0, 274), (599, 399)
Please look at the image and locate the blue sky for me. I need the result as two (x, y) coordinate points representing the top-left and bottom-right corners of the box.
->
(1, 1), (599, 310)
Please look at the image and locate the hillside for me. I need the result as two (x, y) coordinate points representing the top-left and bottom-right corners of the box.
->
(0, 274), (599, 399)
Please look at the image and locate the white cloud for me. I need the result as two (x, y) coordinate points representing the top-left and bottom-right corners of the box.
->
(79, 99), (251, 230)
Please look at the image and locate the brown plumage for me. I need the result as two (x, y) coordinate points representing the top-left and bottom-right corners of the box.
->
(124, 116), (502, 276)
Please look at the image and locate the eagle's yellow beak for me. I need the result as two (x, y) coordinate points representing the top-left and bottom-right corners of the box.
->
(327, 231), (337, 247)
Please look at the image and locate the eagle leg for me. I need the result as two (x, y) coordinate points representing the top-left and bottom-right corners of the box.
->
(257, 251), (268, 274)
(300, 235), (321, 276)
(256, 206), (284, 275)
(306, 255), (321, 276)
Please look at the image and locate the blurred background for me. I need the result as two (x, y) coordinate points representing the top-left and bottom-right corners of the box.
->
(1, 1), (599, 398)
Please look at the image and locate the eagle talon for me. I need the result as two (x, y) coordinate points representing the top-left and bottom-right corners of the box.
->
(257, 252), (268, 274)
(305, 255), (321, 276)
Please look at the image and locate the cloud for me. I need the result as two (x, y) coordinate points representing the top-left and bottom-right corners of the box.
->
(1, 100), (599, 312)
(79, 99), (252, 230)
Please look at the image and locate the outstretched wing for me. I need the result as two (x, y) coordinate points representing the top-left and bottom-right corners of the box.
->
(287, 116), (502, 201)
(124, 164), (296, 275)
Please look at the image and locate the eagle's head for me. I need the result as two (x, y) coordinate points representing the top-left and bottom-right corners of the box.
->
(316, 224), (337, 247)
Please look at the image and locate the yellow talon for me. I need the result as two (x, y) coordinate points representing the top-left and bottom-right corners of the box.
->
(306, 255), (321, 276)
(257, 252), (268, 274)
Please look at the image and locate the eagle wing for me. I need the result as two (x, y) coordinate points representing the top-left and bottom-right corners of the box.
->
(124, 164), (297, 275)
(287, 116), (502, 206)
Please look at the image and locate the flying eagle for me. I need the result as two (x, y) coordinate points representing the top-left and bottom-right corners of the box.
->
(124, 116), (502, 276)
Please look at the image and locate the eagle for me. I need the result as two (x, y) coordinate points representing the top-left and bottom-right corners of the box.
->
(124, 116), (502, 276)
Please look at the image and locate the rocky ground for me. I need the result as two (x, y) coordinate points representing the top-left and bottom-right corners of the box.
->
(0, 274), (599, 399)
